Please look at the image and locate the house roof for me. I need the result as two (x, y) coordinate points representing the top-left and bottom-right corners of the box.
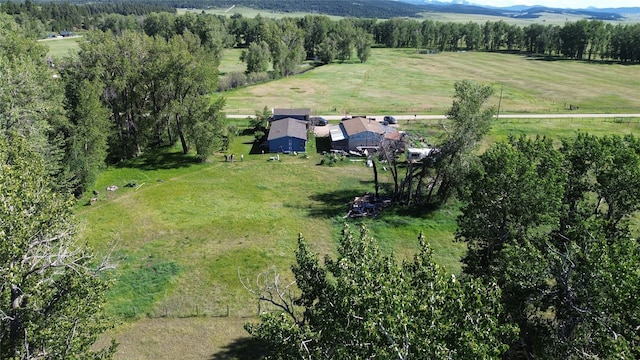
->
(267, 118), (308, 141)
(340, 117), (385, 136)
(384, 131), (405, 141)
(272, 108), (311, 117)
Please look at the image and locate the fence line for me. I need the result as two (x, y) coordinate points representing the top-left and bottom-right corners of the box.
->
(126, 299), (287, 319)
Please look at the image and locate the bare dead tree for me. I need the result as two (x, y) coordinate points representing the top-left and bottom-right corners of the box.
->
(238, 267), (304, 325)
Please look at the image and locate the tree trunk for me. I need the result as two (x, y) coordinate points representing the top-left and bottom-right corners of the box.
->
(166, 115), (173, 144)
(371, 156), (379, 198)
(10, 283), (23, 358)
(176, 113), (188, 154)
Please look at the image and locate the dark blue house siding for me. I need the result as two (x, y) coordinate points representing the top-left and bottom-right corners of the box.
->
(268, 137), (306, 153)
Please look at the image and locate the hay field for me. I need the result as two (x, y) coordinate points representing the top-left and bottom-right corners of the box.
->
(222, 48), (640, 116)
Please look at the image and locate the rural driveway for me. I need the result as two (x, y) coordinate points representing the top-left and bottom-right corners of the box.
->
(227, 113), (640, 121)
(227, 113), (640, 137)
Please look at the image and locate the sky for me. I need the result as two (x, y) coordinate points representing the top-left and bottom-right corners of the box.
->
(466, 0), (638, 8)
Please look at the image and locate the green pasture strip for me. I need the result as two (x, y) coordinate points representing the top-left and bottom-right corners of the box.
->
(489, 117), (640, 144)
(39, 36), (81, 59)
(222, 49), (640, 115)
(218, 48), (246, 75)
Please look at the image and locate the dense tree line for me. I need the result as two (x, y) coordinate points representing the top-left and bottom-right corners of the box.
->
(6, 1), (640, 63)
(130, 14), (640, 64)
(1, 0), (175, 33)
(69, 0), (425, 19)
(373, 18), (640, 62)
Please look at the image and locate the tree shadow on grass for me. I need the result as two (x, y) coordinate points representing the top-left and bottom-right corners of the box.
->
(248, 140), (268, 155)
(386, 201), (443, 218)
(115, 147), (200, 171)
(209, 337), (266, 360)
(308, 188), (372, 219)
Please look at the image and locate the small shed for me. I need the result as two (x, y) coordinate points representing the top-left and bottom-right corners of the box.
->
(271, 108), (311, 122)
(267, 117), (308, 153)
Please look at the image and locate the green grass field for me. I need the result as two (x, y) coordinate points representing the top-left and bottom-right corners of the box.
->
(39, 35), (82, 59)
(221, 48), (640, 116)
(75, 45), (640, 359)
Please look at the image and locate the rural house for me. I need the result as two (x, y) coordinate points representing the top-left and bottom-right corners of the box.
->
(271, 108), (311, 122)
(330, 117), (401, 151)
(267, 117), (308, 153)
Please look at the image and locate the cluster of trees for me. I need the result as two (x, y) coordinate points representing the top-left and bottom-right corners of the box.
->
(244, 226), (517, 359)
(63, 29), (228, 166)
(236, 15), (374, 75)
(1, 14), (229, 196)
(457, 133), (640, 358)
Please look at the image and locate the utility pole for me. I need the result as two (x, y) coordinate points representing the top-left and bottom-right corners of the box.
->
(497, 84), (503, 120)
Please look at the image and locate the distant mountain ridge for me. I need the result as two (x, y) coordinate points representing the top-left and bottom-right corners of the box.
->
(398, 0), (640, 19)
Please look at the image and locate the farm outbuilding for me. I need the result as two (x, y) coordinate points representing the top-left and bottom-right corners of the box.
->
(267, 117), (308, 153)
(271, 108), (311, 122)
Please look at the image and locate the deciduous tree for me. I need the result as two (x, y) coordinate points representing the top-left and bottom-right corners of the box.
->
(0, 134), (116, 359)
(244, 225), (516, 359)
(426, 80), (495, 204)
(240, 40), (271, 74)
(457, 133), (640, 358)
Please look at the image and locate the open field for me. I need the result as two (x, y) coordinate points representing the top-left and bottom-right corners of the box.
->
(221, 48), (640, 116)
(38, 35), (82, 59)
